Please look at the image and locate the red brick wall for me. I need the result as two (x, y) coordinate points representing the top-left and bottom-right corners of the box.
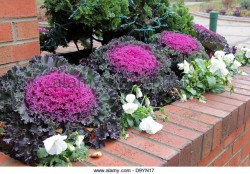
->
(0, 0), (40, 76)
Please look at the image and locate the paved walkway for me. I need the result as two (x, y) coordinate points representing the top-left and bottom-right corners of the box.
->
(193, 15), (250, 48)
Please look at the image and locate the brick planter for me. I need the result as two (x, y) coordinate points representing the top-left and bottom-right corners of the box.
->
(1, 67), (250, 167)
(0, 0), (40, 75)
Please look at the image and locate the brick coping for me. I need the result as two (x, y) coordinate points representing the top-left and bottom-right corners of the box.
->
(1, 67), (250, 167)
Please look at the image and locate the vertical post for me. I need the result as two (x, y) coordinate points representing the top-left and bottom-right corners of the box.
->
(209, 11), (219, 32)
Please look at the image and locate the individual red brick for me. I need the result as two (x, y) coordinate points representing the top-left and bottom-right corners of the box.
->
(233, 129), (250, 154)
(245, 102), (250, 120)
(190, 99), (237, 112)
(119, 132), (178, 163)
(165, 105), (220, 124)
(218, 91), (250, 102)
(173, 101), (229, 118)
(166, 112), (212, 133)
(190, 135), (203, 166)
(86, 149), (131, 166)
(229, 110), (239, 135)
(221, 114), (232, 142)
(234, 74), (250, 81)
(129, 129), (190, 149)
(0, 0), (36, 18)
(213, 146), (232, 166)
(232, 87), (250, 96)
(198, 145), (223, 166)
(233, 79), (250, 85)
(15, 20), (39, 40)
(223, 125), (244, 148)
(204, 93), (244, 107)
(202, 128), (213, 159)
(165, 153), (180, 166)
(161, 122), (202, 140)
(179, 143), (192, 166)
(242, 142), (250, 159)
(103, 141), (165, 166)
(0, 153), (12, 163)
(233, 83), (250, 90)
(226, 152), (241, 166)
(13, 41), (40, 62)
(213, 121), (222, 150)
(0, 42), (39, 65)
(0, 45), (14, 64)
(238, 103), (246, 128)
(0, 23), (13, 42)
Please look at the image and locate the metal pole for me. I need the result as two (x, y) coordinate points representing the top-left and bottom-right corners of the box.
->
(209, 11), (218, 32)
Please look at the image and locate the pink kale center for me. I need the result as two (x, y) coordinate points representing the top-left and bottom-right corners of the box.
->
(108, 45), (158, 75)
(25, 72), (97, 122)
(160, 31), (200, 55)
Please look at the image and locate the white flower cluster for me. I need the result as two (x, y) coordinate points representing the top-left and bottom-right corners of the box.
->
(177, 60), (194, 74)
(241, 47), (250, 58)
(43, 134), (85, 155)
(122, 87), (163, 135)
(213, 51), (241, 73)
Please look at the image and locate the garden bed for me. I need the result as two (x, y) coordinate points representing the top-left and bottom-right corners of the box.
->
(1, 66), (250, 166)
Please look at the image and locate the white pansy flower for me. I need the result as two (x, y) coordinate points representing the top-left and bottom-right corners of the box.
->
(214, 51), (226, 60)
(76, 135), (85, 148)
(68, 143), (75, 151)
(125, 94), (136, 103)
(122, 103), (138, 114)
(139, 116), (163, 134)
(231, 60), (242, 70)
(135, 87), (143, 98)
(145, 97), (150, 106)
(209, 58), (226, 74)
(180, 94), (187, 102)
(43, 134), (68, 155)
(246, 49), (250, 58)
(178, 60), (190, 73)
(223, 53), (235, 64)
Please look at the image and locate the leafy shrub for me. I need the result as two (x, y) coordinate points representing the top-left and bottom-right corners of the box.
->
(150, 31), (208, 74)
(42, 0), (130, 51)
(42, 0), (195, 52)
(82, 36), (181, 106)
(241, 0), (250, 10)
(0, 56), (121, 165)
(165, 0), (195, 35)
(194, 24), (230, 56)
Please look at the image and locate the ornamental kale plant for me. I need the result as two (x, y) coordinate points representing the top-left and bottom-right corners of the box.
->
(0, 56), (121, 165)
(194, 24), (230, 56)
(82, 36), (181, 106)
(151, 31), (208, 74)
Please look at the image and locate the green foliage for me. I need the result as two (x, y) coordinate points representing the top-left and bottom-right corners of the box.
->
(38, 132), (89, 166)
(120, 85), (167, 137)
(120, 0), (172, 43)
(235, 48), (250, 66)
(180, 59), (231, 101)
(241, 0), (250, 10)
(165, 0), (195, 35)
(42, 0), (130, 51)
